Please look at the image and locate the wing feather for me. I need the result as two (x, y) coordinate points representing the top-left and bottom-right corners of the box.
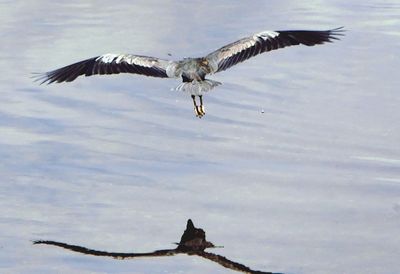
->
(35, 54), (178, 84)
(206, 27), (344, 73)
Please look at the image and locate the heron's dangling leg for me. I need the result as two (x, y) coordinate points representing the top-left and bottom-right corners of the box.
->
(192, 95), (205, 118)
(191, 95), (199, 116)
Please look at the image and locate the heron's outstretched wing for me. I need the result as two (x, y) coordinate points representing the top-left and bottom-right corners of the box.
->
(206, 27), (344, 73)
(34, 54), (178, 84)
(33, 240), (178, 259)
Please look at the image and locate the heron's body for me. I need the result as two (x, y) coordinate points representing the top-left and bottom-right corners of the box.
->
(178, 58), (211, 82)
(35, 28), (344, 117)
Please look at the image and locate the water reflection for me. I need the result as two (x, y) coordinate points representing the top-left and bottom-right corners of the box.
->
(34, 219), (282, 274)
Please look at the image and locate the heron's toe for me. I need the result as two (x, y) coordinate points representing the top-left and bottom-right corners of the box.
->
(194, 106), (204, 118)
(200, 105), (205, 115)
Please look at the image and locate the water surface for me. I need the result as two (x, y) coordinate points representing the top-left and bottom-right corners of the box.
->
(1, 1), (400, 273)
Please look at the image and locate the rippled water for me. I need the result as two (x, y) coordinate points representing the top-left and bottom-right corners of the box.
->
(1, 1), (400, 273)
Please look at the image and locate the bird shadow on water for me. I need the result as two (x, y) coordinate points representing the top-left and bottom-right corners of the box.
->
(34, 219), (284, 274)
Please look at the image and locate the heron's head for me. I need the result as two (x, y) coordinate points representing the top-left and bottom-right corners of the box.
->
(199, 59), (211, 73)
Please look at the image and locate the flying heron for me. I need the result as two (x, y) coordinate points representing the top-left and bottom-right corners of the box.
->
(35, 27), (344, 118)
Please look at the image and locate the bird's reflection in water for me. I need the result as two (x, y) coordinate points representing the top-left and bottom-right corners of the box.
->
(34, 219), (283, 274)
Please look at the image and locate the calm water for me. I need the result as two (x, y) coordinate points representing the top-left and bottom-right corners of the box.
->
(1, 1), (400, 273)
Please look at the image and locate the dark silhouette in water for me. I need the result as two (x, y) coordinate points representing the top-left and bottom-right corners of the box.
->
(34, 219), (283, 274)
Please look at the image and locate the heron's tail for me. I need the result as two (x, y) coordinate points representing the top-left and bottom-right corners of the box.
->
(174, 79), (221, 95)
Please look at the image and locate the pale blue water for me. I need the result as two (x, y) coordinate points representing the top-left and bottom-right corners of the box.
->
(1, 1), (400, 273)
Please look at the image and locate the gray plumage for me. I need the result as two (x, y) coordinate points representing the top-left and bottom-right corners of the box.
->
(35, 27), (344, 117)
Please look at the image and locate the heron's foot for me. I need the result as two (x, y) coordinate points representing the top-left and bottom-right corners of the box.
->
(192, 95), (205, 118)
(194, 105), (205, 118)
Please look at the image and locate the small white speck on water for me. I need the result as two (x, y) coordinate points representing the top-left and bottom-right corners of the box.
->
(260, 109), (265, 114)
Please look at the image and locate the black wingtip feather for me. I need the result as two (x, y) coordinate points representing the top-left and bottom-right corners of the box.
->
(277, 27), (345, 46)
(33, 57), (100, 85)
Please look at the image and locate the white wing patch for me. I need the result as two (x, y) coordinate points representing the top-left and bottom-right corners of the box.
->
(95, 53), (178, 78)
(96, 53), (118, 63)
(254, 30), (279, 40)
(97, 54), (159, 67)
